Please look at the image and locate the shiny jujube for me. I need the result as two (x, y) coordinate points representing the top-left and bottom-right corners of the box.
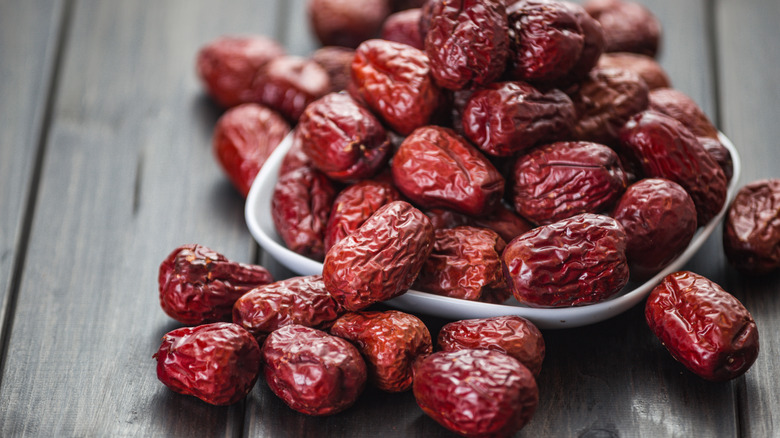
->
(392, 126), (505, 216)
(329, 310), (432, 392)
(323, 200), (434, 311)
(502, 213), (629, 307)
(645, 271), (759, 382)
(413, 349), (539, 437)
(512, 141), (628, 225)
(723, 179), (780, 274)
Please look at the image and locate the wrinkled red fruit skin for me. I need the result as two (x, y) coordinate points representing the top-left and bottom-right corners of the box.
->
(571, 67), (649, 146)
(648, 88), (719, 140)
(158, 244), (274, 325)
(262, 324), (367, 415)
(413, 349), (539, 437)
(298, 92), (392, 182)
(323, 200), (434, 311)
(645, 271), (759, 382)
(426, 204), (535, 244)
(424, 0), (509, 90)
(502, 213), (628, 307)
(329, 310), (432, 392)
(381, 8), (425, 50)
(506, 0), (585, 84)
(213, 103), (290, 197)
(612, 178), (697, 279)
(154, 323), (262, 406)
(232, 275), (344, 342)
(437, 315), (545, 377)
(195, 35), (285, 108)
(392, 126), (505, 216)
(619, 110), (728, 225)
(583, 0), (662, 57)
(324, 180), (402, 250)
(512, 141), (628, 225)
(351, 39), (441, 135)
(278, 130), (312, 177)
(307, 0), (391, 49)
(723, 179), (780, 274)
(560, 3), (606, 85)
(250, 56), (331, 122)
(698, 136), (734, 183)
(597, 52), (671, 90)
(462, 81), (576, 157)
(311, 46), (357, 93)
(271, 166), (337, 261)
(414, 226), (509, 302)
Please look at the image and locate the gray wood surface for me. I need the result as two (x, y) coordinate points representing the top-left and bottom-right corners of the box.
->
(0, 0), (778, 436)
(716, 0), (780, 437)
(0, 0), (66, 371)
(0, 0), (280, 436)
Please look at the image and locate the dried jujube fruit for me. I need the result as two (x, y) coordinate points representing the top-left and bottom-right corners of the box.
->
(645, 271), (759, 382)
(648, 88), (719, 140)
(560, 3), (605, 85)
(271, 166), (337, 261)
(619, 110), (728, 225)
(597, 52), (671, 90)
(298, 92), (392, 182)
(506, 0), (587, 84)
(462, 81), (576, 157)
(351, 39), (441, 135)
(583, 0), (662, 57)
(278, 130), (312, 177)
(250, 55), (331, 122)
(424, 0), (509, 90)
(195, 35), (285, 108)
(698, 136), (734, 182)
(380, 8), (424, 50)
(158, 244), (274, 325)
(611, 178), (697, 279)
(154, 322), (262, 406)
(232, 275), (344, 342)
(392, 126), (505, 216)
(570, 66), (649, 146)
(414, 226), (509, 302)
(310, 46), (356, 93)
(502, 213), (629, 307)
(307, 0), (391, 48)
(413, 349), (539, 437)
(512, 141), (629, 225)
(323, 200), (434, 311)
(437, 315), (545, 377)
(213, 103), (290, 197)
(425, 204), (535, 247)
(262, 324), (367, 415)
(329, 310), (432, 392)
(324, 180), (402, 250)
(647, 89), (733, 179)
(723, 179), (780, 274)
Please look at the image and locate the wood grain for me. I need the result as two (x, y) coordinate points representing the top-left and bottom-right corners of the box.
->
(0, 0), (66, 371)
(715, 0), (780, 436)
(0, 0), (281, 435)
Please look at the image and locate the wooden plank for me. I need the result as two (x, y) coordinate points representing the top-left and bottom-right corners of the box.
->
(715, 0), (780, 436)
(0, 0), (283, 436)
(0, 0), (65, 369)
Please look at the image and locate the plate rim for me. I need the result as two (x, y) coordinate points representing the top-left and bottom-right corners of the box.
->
(245, 131), (741, 329)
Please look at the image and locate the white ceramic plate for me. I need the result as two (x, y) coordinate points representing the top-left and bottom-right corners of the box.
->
(246, 133), (741, 329)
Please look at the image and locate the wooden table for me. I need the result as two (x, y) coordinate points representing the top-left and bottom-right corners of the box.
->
(2, 0), (779, 436)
